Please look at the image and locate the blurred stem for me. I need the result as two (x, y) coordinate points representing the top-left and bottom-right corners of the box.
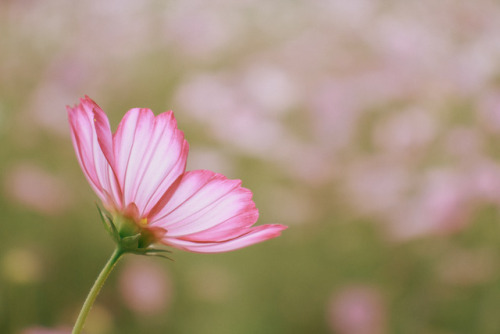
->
(72, 247), (124, 334)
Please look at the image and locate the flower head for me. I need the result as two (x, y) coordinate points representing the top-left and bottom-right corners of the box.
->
(68, 96), (286, 253)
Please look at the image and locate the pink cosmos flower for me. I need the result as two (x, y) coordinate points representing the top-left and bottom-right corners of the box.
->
(67, 96), (286, 253)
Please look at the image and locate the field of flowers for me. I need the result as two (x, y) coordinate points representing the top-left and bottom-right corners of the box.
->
(2, 1), (500, 333)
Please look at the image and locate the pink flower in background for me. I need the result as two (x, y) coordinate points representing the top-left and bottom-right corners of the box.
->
(67, 96), (286, 253)
(327, 286), (386, 334)
(119, 259), (172, 315)
(4, 164), (73, 215)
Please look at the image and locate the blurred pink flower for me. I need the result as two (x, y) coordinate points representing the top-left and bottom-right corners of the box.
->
(327, 286), (386, 334)
(389, 169), (472, 240)
(470, 161), (500, 204)
(67, 96), (286, 253)
(4, 164), (72, 215)
(163, 4), (236, 58)
(119, 259), (172, 315)
(343, 157), (409, 217)
(373, 107), (436, 156)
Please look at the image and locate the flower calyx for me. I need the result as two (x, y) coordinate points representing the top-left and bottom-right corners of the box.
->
(96, 205), (172, 260)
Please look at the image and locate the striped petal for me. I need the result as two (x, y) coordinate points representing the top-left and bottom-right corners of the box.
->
(149, 170), (256, 235)
(113, 108), (188, 217)
(148, 170), (286, 252)
(161, 224), (287, 253)
(67, 96), (122, 210)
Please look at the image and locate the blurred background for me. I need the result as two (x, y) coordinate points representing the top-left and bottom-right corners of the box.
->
(2, 0), (500, 333)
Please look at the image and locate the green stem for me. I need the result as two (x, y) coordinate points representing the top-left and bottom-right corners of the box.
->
(72, 247), (124, 334)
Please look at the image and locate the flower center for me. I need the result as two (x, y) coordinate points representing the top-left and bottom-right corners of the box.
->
(139, 217), (148, 227)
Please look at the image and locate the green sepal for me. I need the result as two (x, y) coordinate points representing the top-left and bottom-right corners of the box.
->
(120, 233), (142, 250)
(96, 204), (120, 243)
(147, 253), (174, 261)
(133, 247), (174, 261)
(95, 205), (174, 260)
(142, 248), (172, 254)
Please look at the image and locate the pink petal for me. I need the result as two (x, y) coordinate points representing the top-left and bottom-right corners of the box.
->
(149, 170), (257, 236)
(112, 109), (188, 216)
(176, 210), (259, 242)
(67, 97), (122, 210)
(161, 224), (287, 253)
